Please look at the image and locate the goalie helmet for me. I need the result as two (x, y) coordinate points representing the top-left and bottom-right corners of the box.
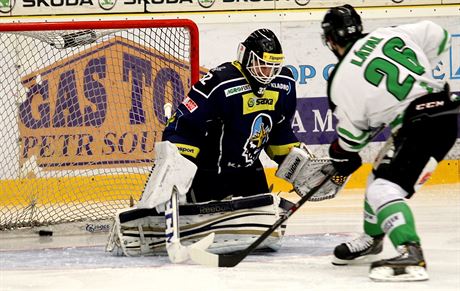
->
(237, 29), (284, 97)
(321, 4), (363, 52)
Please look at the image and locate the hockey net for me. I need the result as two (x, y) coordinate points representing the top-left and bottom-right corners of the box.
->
(0, 19), (199, 230)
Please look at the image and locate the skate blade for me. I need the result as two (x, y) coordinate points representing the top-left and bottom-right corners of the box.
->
(332, 254), (380, 266)
(369, 266), (429, 282)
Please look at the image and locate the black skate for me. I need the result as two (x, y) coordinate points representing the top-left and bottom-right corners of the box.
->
(332, 233), (384, 265)
(369, 242), (428, 282)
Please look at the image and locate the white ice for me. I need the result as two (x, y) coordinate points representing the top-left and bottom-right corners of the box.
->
(1, 184), (459, 291)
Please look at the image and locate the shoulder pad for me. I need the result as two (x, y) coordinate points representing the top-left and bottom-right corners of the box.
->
(191, 62), (241, 98)
(280, 66), (294, 79)
(275, 67), (295, 82)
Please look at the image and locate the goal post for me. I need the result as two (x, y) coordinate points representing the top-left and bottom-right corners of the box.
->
(0, 19), (200, 230)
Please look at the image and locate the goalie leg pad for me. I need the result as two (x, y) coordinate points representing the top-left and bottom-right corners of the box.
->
(106, 193), (292, 256)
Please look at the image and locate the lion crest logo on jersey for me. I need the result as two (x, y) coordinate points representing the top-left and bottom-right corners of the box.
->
(243, 113), (273, 165)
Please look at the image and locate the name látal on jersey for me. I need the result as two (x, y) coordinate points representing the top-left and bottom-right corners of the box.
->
(350, 36), (383, 67)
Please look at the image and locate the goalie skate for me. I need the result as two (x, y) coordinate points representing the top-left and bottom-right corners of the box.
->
(332, 233), (384, 265)
(369, 242), (428, 282)
(106, 193), (293, 256)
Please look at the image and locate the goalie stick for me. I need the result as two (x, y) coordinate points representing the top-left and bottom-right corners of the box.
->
(189, 126), (385, 267)
(164, 187), (215, 263)
(188, 168), (336, 267)
(161, 103), (215, 264)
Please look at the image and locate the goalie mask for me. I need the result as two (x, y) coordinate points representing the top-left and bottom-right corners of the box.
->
(321, 4), (363, 58)
(237, 29), (284, 97)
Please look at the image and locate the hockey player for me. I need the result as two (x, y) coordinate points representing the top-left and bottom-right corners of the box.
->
(107, 29), (329, 258)
(162, 28), (300, 203)
(320, 4), (459, 281)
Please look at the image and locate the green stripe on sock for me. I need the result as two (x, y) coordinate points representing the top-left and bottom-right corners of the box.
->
(377, 201), (420, 247)
(364, 199), (383, 236)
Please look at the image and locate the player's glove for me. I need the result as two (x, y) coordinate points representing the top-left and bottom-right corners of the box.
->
(329, 139), (362, 176)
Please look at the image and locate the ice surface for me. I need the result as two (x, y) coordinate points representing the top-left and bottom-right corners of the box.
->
(1, 184), (459, 291)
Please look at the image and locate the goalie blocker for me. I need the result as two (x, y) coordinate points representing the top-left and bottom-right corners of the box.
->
(106, 193), (294, 256)
(275, 144), (348, 201)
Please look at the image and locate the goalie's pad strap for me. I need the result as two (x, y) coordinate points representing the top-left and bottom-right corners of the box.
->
(121, 194), (291, 223)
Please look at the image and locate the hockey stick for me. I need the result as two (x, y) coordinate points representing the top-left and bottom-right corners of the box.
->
(164, 187), (215, 263)
(162, 103), (215, 264)
(188, 169), (336, 267)
(189, 127), (386, 267)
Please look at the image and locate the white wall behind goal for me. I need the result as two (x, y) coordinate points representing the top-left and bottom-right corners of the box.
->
(0, 6), (459, 179)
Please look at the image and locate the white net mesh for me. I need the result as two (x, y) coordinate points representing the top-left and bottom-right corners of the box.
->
(0, 20), (198, 229)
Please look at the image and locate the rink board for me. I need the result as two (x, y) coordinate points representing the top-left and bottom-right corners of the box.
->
(0, 160), (457, 206)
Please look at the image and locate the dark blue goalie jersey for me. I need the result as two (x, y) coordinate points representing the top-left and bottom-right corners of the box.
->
(163, 61), (299, 172)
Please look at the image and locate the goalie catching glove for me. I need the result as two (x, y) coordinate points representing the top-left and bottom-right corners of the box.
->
(275, 144), (348, 201)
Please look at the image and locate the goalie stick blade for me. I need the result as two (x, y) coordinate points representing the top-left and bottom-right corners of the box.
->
(167, 243), (190, 263)
(189, 245), (219, 267)
(167, 232), (215, 264)
(189, 244), (245, 267)
(168, 233), (214, 265)
(190, 232), (215, 251)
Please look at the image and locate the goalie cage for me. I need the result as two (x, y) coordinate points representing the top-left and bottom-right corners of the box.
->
(0, 19), (200, 231)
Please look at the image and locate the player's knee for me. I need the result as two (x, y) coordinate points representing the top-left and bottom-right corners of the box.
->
(366, 178), (408, 211)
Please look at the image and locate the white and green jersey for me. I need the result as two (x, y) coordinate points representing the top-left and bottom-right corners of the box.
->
(328, 20), (451, 152)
